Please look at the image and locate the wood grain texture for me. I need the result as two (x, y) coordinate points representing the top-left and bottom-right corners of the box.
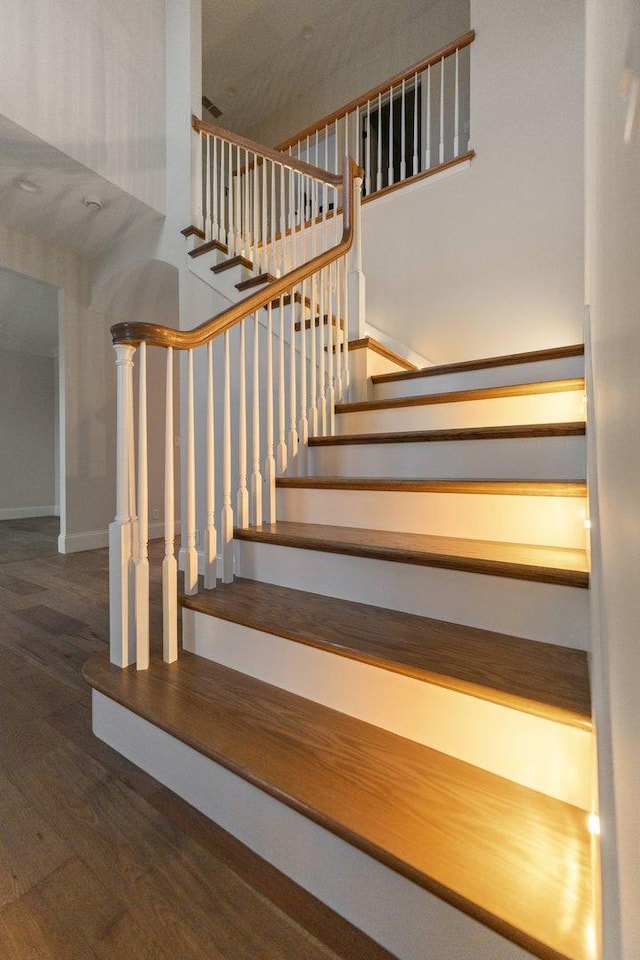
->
(211, 254), (253, 275)
(188, 238), (227, 258)
(336, 378), (586, 414)
(276, 477), (587, 497)
(180, 225), (206, 240)
(347, 337), (417, 370)
(84, 650), (595, 960)
(235, 272), (276, 291)
(0, 517), (394, 960)
(234, 521), (589, 587)
(309, 422), (587, 446)
(275, 31), (476, 152)
(371, 344), (585, 384)
(180, 578), (591, 726)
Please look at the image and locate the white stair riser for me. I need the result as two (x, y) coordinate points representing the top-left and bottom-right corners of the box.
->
(276, 488), (588, 549)
(94, 691), (535, 960)
(336, 388), (585, 434)
(183, 610), (591, 809)
(234, 540), (589, 649)
(372, 356), (585, 400)
(308, 435), (587, 480)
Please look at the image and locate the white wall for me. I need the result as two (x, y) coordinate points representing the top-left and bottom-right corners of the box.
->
(0, 350), (56, 517)
(361, 0), (585, 363)
(0, 0), (166, 213)
(248, 0), (470, 146)
(585, 0), (640, 956)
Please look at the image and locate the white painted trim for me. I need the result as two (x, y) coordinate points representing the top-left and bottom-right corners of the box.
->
(92, 690), (534, 960)
(0, 505), (57, 521)
(59, 520), (180, 555)
(364, 320), (434, 369)
(362, 157), (472, 212)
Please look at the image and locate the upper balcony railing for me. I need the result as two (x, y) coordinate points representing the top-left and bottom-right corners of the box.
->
(276, 31), (475, 203)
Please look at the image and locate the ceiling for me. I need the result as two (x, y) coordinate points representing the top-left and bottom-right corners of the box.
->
(201, 0), (440, 141)
(0, 266), (59, 358)
(0, 116), (162, 262)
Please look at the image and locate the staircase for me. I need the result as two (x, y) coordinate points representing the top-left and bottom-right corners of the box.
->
(86, 255), (596, 960)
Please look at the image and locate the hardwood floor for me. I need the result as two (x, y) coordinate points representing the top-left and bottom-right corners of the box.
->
(0, 517), (393, 960)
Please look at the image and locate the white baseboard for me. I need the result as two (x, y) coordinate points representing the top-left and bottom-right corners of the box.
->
(0, 505), (57, 521)
(59, 520), (180, 555)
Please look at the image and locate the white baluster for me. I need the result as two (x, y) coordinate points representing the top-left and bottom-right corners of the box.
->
(280, 165), (286, 275)
(270, 159), (277, 275)
(135, 342), (150, 670)
(388, 85), (394, 187)
(324, 123), (329, 171)
(234, 144), (242, 255)
(183, 348), (198, 596)
(334, 258), (343, 405)
(439, 56), (445, 164)
(365, 100), (371, 196)
(228, 140), (235, 255)
(334, 118), (339, 175)
(261, 157), (268, 274)
(220, 137), (227, 245)
(376, 92), (383, 192)
(345, 112), (349, 166)
(342, 254), (350, 399)
(309, 233), (318, 436)
(425, 66), (432, 170)
(162, 347), (178, 663)
(413, 73), (419, 176)
(318, 267), (327, 435)
(237, 321), (249, 527)
(327, 268), (335, 436)
(298, 278), (308, 475)
(289, 286), (299, 468)
(109, 343), (136, 667)
(400, 79), (407, 182)
(204, 340), (217, 589)
(264, 302), (276, 523)
(221, 331), (234, 582)
(250, 312), (263, 525)
(204, 134), (211, 241)
(277, 295), (288, 474)
(454, 48), (460, 157)
(253, 153), (259, 268)
(212, 136), (220, 243)
(243, 148), (250, 256)
(354, 106), (360, 167)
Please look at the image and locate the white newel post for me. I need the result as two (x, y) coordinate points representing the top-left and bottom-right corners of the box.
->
(109, 343), (136, 667)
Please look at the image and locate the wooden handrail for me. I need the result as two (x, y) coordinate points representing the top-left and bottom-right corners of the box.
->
(111, 158), (363, 350)
(275, 30), (476, 153)
(192, 115), (343, 186)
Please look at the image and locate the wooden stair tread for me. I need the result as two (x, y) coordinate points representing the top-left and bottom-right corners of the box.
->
(276, 477), (587, 497)
(295, 314), (344, 332)
(211, 255), (253, 274)
(234, 521), (589, 587)
(336, 378), (586, 414)
(371, 344), (585, 385)
(309, 421), (587, 446)
(236, 272), (276, 291)
(84, 651), (594, 960)
(180, 578), (591, 726)
(180, 224), (205, 240)
(188, 238), (228, 258)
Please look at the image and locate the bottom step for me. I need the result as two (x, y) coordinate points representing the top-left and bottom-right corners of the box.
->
(84, 653), (596, 960)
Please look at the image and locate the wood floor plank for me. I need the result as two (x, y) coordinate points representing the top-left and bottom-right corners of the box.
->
(0, 516), (394, 960)
(234, 521), (590, 587)
(84, 651), (594, 960)
(181, 578), (591, 725)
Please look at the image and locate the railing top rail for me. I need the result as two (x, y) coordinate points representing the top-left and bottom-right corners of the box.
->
(192, 115), (344, 185)
(111, 158), (363, 350)
(275, 30), (475, 153)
